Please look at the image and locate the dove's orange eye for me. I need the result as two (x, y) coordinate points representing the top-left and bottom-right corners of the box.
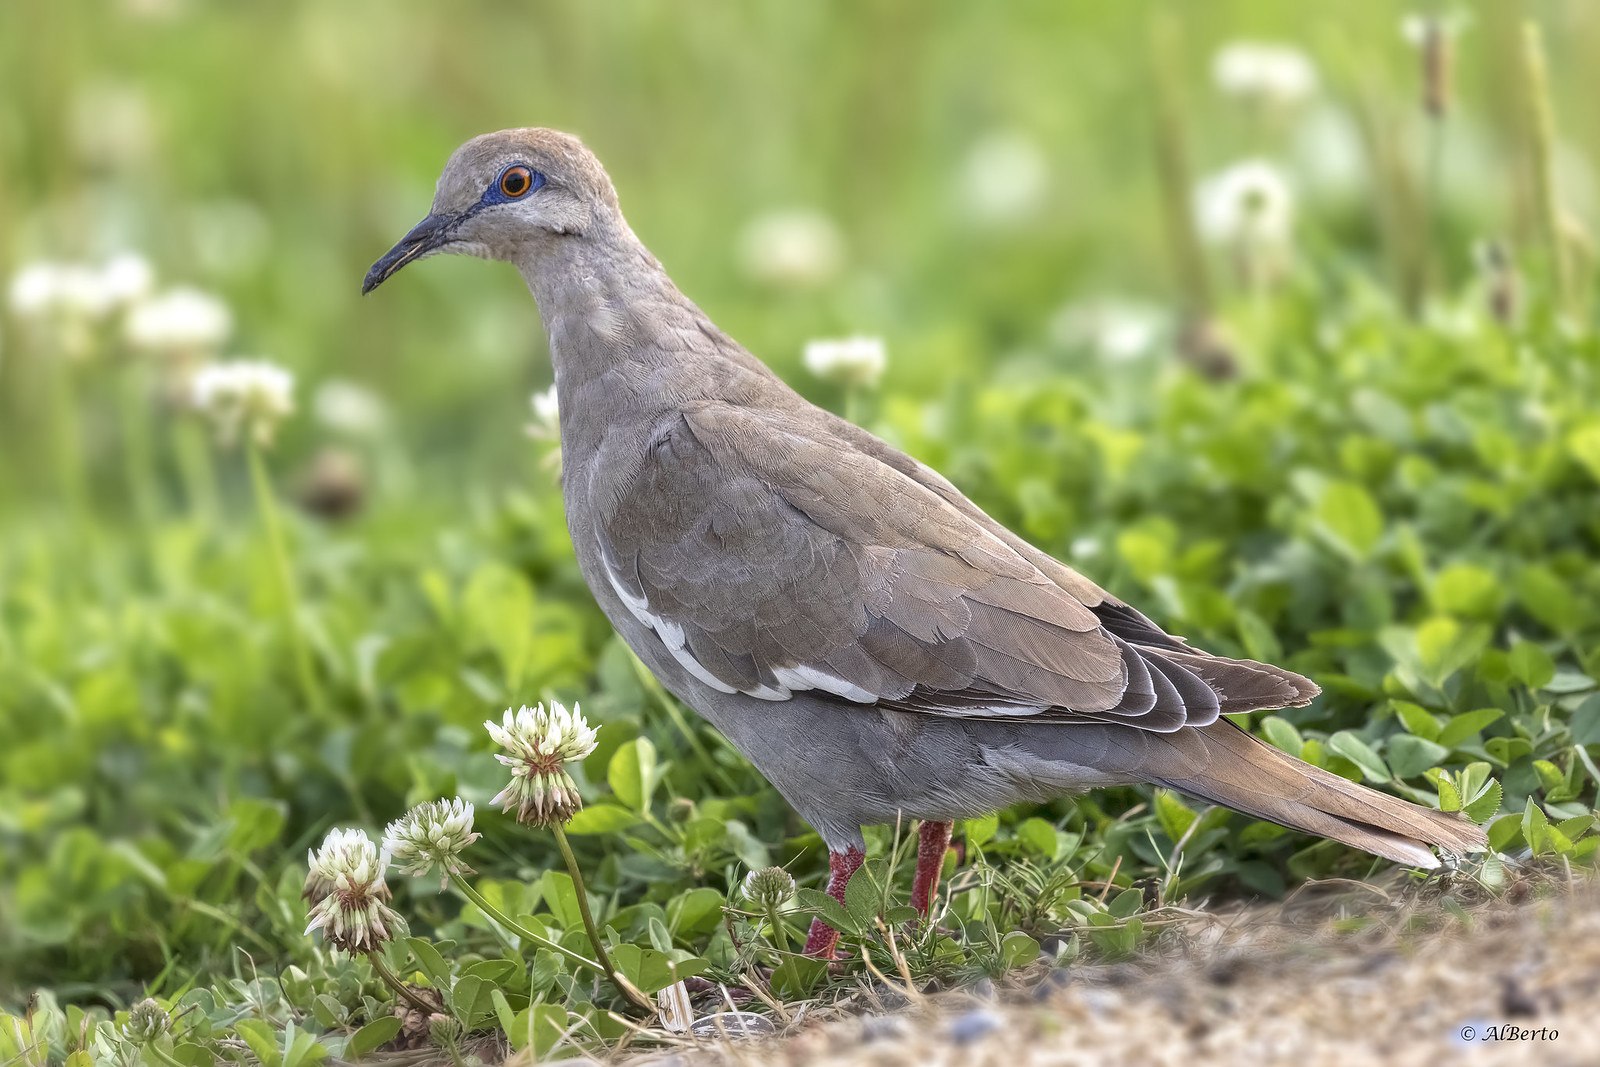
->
(500, 166), (534, 198)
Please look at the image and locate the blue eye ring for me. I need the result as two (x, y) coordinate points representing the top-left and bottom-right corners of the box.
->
(487, 163), (545, 203)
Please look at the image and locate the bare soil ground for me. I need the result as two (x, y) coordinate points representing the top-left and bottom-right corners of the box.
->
(606, 870), (1599, 1067)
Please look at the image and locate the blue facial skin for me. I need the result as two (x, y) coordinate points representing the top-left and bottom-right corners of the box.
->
(480, 164), (547, 207)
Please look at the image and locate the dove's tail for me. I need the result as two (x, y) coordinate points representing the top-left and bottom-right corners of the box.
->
(1154, 722), (1487, 868)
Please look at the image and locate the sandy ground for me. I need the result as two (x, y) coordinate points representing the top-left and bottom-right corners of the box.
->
(598, 870), (1600, 1067)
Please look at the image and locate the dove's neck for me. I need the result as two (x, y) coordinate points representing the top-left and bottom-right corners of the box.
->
(516, 224), (774, 461)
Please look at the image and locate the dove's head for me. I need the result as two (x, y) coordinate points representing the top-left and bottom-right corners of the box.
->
(363, 128), (621, 293)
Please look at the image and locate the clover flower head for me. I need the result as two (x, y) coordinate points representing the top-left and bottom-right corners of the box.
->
(738, 209), (845, 289)
(527, 385), (560, 439)
(303, 827), (404, 953)
(383, 798), (481, 888)
(1194, 160), (1295, 252)
(485, 701), (599, 827)
(125, 286), (232, 355)
(122, 998), (171, 1047)
(1212, 42), (1319, 109)
(803, 336), (887, 389)
(741, 866), (797, 910)
(191, 358), (295, 446)
(8, 261), (118, 323)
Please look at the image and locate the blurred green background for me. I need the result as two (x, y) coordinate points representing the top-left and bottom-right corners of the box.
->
(3, 0), (1599, 1037)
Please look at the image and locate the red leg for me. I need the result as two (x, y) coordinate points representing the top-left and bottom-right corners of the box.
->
(803, 846), (865, 959)
(911, 820), (953, 917)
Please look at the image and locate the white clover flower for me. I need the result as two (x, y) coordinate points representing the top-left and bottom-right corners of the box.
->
(803, 336), (887, 389)
(191, 359), (295, 446)
(959, 130), (1049, 225)
(7, 261), (116, 322)
(124, 286), (232, 356)
(485, 702), (599, 827)
(121, 999), (171, 1047)
(738, 209), (845, 288)
(313, 379), (387, 437)
(303, 827), (404, 953)
(1211, 42), (1319, 109)
(741, 866), (796, 910)
(1050, 298), (1168, 363)
(1194, 160), (1295, 253)
(99, 253), (155, 309)
(526, 384), (560, 441)
(383, 798), (481, 888)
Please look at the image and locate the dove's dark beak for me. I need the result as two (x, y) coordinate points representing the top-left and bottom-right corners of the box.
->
(362, 212), (456, 294)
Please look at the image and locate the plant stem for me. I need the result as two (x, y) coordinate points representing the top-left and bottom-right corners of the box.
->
(764, 903), (791, 956)
(1520, 21), (1572, 314)
(146, 1041), (191, 1067)
(446, 870), (602, 973)
(366, 949), (438, 1015)
(174, 418), (219, 525)
(246, 440), (324, 712)
(551, 824), (655, 1012)
(119, 367), (160, 527)
(1149, 12), (1213, 319)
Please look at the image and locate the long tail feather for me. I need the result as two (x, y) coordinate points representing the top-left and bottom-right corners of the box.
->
(1155, 722), (1487, 868)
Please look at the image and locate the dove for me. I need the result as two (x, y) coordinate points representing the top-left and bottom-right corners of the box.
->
(365, 129), (1486, 958)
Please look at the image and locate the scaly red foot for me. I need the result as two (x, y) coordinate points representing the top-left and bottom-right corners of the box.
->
(911, 819), (953, 917)
(802, 846), (864, 959)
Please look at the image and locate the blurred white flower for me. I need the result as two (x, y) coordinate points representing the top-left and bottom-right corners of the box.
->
(1050, 298), (1168, 363)
(738, 209), (844, 288)
(100, 253), (155, 308)
(526, 384), (560, 440)
(191, 359), (295, 446)
(125, 287), (232, 355)
(1212, 42), (1319, 109)
(1401, 11), (1471, 47)
(8, 262), (116, 322)
(383, 798), (480, 889)
(803, 336), (887, 388)
(303, 827), (404, 953)
(313, 379), (387, 437)
(959, 130), (1049, 225)
(485, 702), (599, 827)
(1194, 160), (1295, 252)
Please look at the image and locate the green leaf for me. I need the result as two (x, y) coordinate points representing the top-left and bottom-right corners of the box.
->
(1328, 732), (1389, 782)
(666, 887), (725, 938)
(505, 1003), (567, 1055)
(563, 803), (640, 835)
(1000, 930), (1041, 969)
(1487, 813), (1522, 852)
(1107, 887), (1144, 919)
(1392, 701), (1442, 741)
(346, 1017), (402, 1059)
(1522, 798), (1550, 855)
(234, 1019), (282, 1067)
(1016, 816), (1059, 859)
(608, 737), (660, 812)
(405, 938), (451, 989)
(1430, 562), (1502, 619)
(842, 866), (878, 932)
(1259, 716), (1303, 757)
(1154, 790), (1196, 842)
(794, 887), (852, 935)
(1312, 480), (1383, 561)
(461, 562), (536, 691)
(964, 812), (999, 849)
(538, 871), (584, 929)
(1386, 735), (1448, 778)
(1436, 709), (1504, 750)
(1533, 759), (1566, 793)
(1571, 694), (1600, 746)
(1507, 640), (1556, 690)
(1463, 779), (1502, 823)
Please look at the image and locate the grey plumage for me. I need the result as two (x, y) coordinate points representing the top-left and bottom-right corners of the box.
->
(365, 128), (1486, 875)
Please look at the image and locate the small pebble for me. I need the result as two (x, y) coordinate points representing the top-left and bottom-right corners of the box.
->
(1032, 968), (1074, 1000)
(689, 1012), (777, 1039)
(860, 1014), (912, 1043)
(968, 977), (997, 1001)
(947, 1008), (1003, 1045)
